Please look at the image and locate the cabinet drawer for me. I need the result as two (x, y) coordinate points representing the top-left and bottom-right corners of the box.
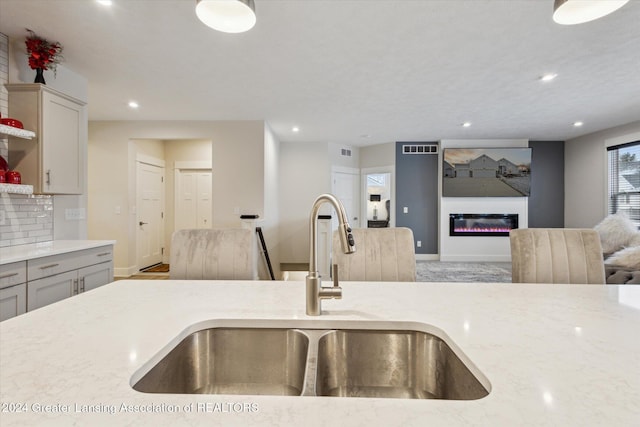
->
(0, 262), (27, 289)
(27, 245), (114, 281)
(77, 246), (114, 268)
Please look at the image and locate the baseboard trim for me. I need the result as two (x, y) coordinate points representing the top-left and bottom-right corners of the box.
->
(415, 254), (440, 261)
(114, 265), (140, 278)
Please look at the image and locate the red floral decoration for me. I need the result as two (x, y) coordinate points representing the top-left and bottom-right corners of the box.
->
(25, 29), (63, 75)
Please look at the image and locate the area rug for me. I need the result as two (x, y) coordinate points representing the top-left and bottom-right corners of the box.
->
(140, 263), (170, 273)
(416, 261), (512, 283)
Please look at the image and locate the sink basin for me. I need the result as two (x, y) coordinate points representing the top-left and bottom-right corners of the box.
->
(315, 329), (489, 400)
(133, 328), (309, 396)
(132, 321), (489, 400)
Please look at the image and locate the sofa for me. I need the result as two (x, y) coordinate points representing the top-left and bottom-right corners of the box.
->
(594, 212), (640, 285)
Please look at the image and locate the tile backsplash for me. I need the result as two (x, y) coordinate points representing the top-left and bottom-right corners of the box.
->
(0, 32), (54, 248)
(0, 194), (54, 247)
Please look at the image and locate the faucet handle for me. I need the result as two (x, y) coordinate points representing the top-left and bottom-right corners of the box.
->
(332, 264), (339, 288)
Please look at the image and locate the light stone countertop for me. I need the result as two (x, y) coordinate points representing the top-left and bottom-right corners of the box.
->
(0, 240), (116, 264)
(1, 280), (639, 426)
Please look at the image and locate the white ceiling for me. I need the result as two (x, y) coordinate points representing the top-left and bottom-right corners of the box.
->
(1, 0), (639, 146)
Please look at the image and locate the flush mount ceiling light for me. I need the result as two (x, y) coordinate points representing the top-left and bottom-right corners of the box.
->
(552, 0), (630, 25)
(195, 0), (256, 33)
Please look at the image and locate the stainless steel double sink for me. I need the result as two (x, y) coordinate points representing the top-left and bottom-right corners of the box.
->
(132, 321), (490, 400)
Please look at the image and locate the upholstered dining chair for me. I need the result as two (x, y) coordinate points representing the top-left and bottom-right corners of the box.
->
(170, 229), (255, 280)
(509, 228), (605, 284)
(332, 227), (416, 281)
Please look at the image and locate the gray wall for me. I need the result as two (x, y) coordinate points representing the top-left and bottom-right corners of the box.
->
(395, 142), (438, 254)
(528, 141), (564, 228)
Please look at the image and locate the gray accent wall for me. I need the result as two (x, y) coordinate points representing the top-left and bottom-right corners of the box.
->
(395, 142), (439, 254)
(528, 141), (565, 228)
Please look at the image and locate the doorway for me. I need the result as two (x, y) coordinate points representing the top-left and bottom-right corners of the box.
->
(362, 167), (395, 228)
(136, 156), (165, 270)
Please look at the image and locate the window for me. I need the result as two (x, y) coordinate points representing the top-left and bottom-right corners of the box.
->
(607, 141), (640, 228)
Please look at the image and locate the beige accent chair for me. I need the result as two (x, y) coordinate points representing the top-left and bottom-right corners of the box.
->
(510, 228), (605, 284)
(170, 229), (255, 280)
(332, 227), (416, 281)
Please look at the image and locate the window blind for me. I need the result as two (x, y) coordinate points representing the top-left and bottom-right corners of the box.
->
(607, 140), (640, 228)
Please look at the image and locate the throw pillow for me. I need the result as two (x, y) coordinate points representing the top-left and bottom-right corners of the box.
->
(594, 211), (639, 255)
(606, 246), (640, 271)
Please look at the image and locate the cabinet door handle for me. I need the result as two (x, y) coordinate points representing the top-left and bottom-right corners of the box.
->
(73, 278), (78, 295)
(46, 169), (51, 185)
(97, 252), (111, 257)
(40, 263), (60, 270)
(0, 272), (19, 279)
(79, 277), (85, 293)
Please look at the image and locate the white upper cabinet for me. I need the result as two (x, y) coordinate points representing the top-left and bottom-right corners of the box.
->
(6, 84), (86, 194)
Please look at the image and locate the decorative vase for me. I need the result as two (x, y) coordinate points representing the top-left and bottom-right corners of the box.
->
(34, 68), (46, 84)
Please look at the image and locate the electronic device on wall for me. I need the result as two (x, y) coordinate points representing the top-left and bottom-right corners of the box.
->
(442, 148), (532, 197)
(369, 194), (381, 202)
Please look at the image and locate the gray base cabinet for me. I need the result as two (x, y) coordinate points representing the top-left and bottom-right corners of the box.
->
(0, 261), (28, 321)
(27, 270), (76, 312)
(0, 284), (27, 321)
(0, 245), (113, 320)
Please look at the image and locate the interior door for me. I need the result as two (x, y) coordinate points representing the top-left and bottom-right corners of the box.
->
(137, 161), (164, 270)
(175, 169), (212, 230)
(332, 169), (360, 228)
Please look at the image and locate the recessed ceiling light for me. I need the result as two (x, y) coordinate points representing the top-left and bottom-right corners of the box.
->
(462, 122), (472, 127)
(540, 73), (558, 82)
(128, 101), (139, 109)
(573, 121), (583, 127)
(292, 126), (299, 132)
(96, 0), (113, 6)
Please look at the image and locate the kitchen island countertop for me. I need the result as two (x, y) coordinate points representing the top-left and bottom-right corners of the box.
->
(1, 279), (639, 426)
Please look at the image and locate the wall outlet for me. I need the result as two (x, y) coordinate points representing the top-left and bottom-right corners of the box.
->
(65, 208), (86, 221)
(403, 207), (409, 214)
(417, 240), (422, 248)
(0, 210), (5, 226)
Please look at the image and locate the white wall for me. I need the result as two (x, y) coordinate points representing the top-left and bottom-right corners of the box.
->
(360, 142), (395, 169)
(565, 120), (640, 227)
(439, 139), (529, 262)
(88, 121), (265, 276)
(278, 142), (331, 264)
(260, 124), (281, 278)
(329, 142), (359, 169)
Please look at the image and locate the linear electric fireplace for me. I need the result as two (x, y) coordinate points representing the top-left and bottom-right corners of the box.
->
(449, 214), (519, 237)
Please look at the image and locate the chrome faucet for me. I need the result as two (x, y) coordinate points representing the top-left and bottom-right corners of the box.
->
(306, 194), (356, 316)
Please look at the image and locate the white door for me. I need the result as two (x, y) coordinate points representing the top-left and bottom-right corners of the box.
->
(137, 162), (164, 270)
(175, 169), (212, 230)
(332, 169), (360, 228)
(332, 170), (360, 226)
